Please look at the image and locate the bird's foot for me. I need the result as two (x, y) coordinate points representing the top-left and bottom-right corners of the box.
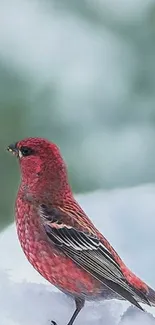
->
(51, 321), (57, 325)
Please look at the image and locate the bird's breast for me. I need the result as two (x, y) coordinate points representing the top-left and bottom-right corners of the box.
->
(15, 197), (105, 298)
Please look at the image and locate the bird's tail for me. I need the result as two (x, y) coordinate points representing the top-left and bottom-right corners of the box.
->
(147, 285), (155, 307)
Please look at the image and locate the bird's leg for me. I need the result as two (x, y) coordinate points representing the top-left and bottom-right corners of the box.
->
(67, 298), (85, 325)
(51, 298), (85, 325)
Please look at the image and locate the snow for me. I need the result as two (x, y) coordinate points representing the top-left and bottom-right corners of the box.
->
(1, 185), (155, 324)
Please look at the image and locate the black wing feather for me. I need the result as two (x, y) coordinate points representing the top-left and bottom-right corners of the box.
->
(41, 206), (150, 310)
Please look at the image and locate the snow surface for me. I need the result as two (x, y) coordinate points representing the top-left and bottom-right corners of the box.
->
(1, 185), (155, 325)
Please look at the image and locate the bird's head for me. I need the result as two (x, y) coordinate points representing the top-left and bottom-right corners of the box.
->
(7, 137), (71, 203)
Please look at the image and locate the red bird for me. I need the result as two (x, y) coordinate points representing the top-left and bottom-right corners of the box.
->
(8, 137), (155, 325)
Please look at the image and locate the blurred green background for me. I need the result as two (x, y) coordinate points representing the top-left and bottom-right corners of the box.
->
(1, 0), (155, 230)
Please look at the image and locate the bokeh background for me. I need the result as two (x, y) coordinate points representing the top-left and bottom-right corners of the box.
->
(1, 0), (155, 230)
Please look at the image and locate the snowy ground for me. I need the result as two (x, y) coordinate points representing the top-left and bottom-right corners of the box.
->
(1, 185), (155, 325)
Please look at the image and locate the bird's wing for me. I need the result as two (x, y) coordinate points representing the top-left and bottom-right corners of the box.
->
(39, 204), (149, 310)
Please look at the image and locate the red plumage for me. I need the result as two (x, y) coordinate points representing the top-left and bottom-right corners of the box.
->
(8, 137), (155, 325)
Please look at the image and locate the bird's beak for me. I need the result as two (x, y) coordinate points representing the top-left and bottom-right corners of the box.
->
(7, 143), (19, 157)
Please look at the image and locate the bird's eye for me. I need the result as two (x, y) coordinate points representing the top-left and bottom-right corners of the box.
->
(20, 146), (34, 157)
